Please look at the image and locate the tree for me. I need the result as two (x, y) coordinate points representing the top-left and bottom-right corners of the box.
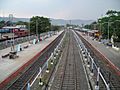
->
(16, 21), (28, 25)
(16, 21), (29, 29)
(51, 25), (60, 31)
(84, 21), (98, 30)
(84, 10), (120, 42)
(30, 16), (51, 34)
(98, 10), (120, 41)
(106, 10), (117, 16)
(0, 20), (5, 29)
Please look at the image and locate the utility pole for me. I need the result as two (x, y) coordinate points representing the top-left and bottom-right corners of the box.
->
(108, 21), (110, 42)
(36, 20), (39, 39)
(28, 21), (31, 42)
(9, 14), (15, 51)
(100, 23), (102, 34)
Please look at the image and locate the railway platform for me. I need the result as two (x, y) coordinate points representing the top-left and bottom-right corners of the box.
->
(0, 30), (63, 88)
(75, 30), (120, 90)
(76, 31), (120, 71)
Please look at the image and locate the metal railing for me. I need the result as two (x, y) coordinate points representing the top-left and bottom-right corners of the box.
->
(73, 30), (110, 90)
(26, 30), (66, 90)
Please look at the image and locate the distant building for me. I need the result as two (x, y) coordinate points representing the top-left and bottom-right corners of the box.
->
(1, 25), (29, 37)
(88, 30), (100, 39)
(16, 25), (26, 28)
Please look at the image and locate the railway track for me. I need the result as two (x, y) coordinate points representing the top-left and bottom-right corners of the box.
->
(50, 30), (89, 90)
(76, 31), (120, 90)
(60, 30), (80, 90)
(2, 32), (64, 90)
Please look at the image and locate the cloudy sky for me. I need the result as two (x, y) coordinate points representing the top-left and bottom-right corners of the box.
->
(0, 0), (120, 20)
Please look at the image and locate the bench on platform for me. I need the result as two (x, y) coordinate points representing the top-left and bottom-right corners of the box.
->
(9, 51), (19, 59)
(24, 45), (29, 49)
(2, 53), (9, 58)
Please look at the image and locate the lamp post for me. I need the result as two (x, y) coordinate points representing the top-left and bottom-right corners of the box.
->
(100, 20), (120, 43)
(108, 21), (110, 41)
(28, 21), (31, 42)
(36, 20), (39, 40)
(9, 14), (15, 51)
(98, 21), (111, 42)
(98, 19), (102, 40)
(110, 20), (120, 46)
(100, 23), (102, 35)
(108, 20), (120, 41)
